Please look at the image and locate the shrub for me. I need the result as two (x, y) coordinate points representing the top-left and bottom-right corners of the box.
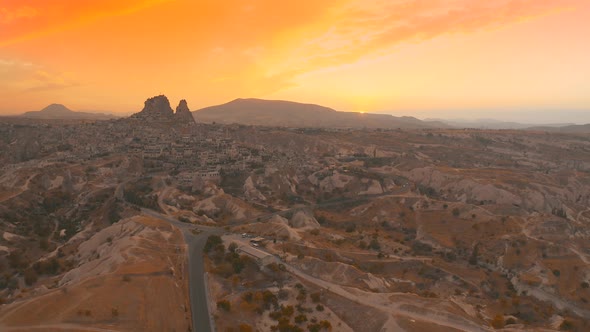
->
(559, 319), (574, 330)
(204, 235), (223, 253)
(490, 314), (504, 329)
(239, 324), (254, 332)
(452, 208), (460, 217)
(307, 320), (331, 332)
(315, 304), (324, 312)
(295, 314), (308, 324)
(369, 238), (381, 251)
(262, 290), (278, 310)
(281, 305), (295, 317)
(34, 258), (61, 275)
(242, 291), (254, 303)
(217, 299), (231, 312)
(553, 269), (561, 277)
(310, 292), (321, 303)
(24, 268), (38, 286)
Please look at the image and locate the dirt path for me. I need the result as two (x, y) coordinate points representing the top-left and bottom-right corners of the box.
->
(0, 172), (38, 203)
(157, 186), (174, 216)
(568, 246), (590, 265)
(520, 218), (589, 266)
(275, 256), (491, 331)
(577, 208), (590, 223)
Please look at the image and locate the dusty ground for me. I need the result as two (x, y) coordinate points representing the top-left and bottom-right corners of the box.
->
(0, 216), (191, 332)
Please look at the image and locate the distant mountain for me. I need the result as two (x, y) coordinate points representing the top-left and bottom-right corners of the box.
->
(194, 98), (447, 129)
(426, 118), (576, 130)
(22, 104), (118, 120)
(526, 123), (590, 133)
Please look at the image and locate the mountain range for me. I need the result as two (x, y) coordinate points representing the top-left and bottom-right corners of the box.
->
(17, 99), (590, 132)
(193, 98), (448, 129)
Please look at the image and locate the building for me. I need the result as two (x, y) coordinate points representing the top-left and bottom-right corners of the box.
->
(236, 245), (274, 266)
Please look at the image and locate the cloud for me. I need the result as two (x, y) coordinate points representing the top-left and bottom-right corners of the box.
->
(0, 0), (583, 105)
(256, 0), (580, 91)
(0, 58), (78, 93)
(0, 0), (173, 46)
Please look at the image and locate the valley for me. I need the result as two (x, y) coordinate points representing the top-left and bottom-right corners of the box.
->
(1, 101), (589, 331)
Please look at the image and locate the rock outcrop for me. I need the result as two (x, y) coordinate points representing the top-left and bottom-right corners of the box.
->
(289, 210), (320, 229)
(131, 95), (195, 125)
(135, 95), (174, 119)
(175, 99), (196, 124)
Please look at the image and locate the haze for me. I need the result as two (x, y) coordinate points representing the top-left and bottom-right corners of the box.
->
(1, 0), (589, 123)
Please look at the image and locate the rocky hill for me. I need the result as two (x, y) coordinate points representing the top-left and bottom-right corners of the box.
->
(194, 98), (447, 129)
(131, 95), (196, 125)
(21, 104), (117, 120)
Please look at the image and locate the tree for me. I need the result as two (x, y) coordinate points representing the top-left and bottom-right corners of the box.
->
(310, 292), (321, 303)
(24, 268), (38, 286)
(217, 299), (231, 312)
(369, 238), (381, 251)
(204, 235), (223, 253)
(295, 314), (308, 324)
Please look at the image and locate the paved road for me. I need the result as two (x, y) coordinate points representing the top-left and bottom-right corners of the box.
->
(141, 208), (222, 332)
(138, 184), (411, 331)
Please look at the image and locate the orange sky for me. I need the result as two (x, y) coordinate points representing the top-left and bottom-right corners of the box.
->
(1, 0), (589, 122)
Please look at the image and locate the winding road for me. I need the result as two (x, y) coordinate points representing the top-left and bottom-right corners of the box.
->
(141, 208), (222, 332)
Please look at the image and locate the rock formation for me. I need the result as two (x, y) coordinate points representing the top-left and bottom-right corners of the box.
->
(132, 95), (174, 120)
(131, 95), (195, 125)
(175, 99), (196, 124)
